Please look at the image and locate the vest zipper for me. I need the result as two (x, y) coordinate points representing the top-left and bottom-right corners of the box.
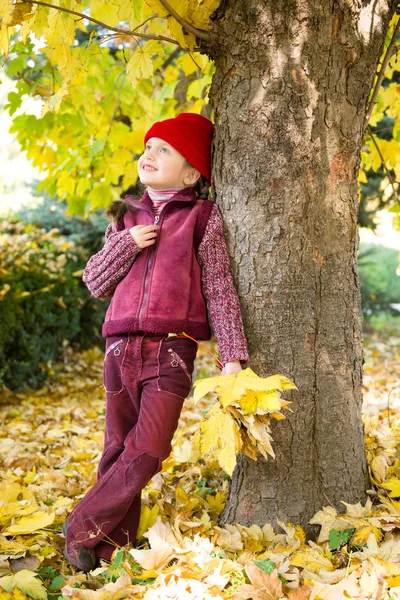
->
(136, 199), (193, 330)
(137, 213), (160, 329)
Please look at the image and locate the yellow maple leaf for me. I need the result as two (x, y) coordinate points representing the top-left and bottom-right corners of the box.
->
(239, 390), (282, 415)
(205, 491), (226, 514)
(175, 486), (202, 511)
(290, 546), (334, 572)
(0, 0), (13, 25)
(44, 6), (76, 47)
(137, 504), (160, 539)
(308, 506), (343, 543)
(346, 519), (382, 546)
(0, 482), (34, 503)
(379, 478), (400, 497)
(240, 427), (259, 460)
(167, 16), (196, 51)
(239, 414), (275, 459)
(193, 368), (296, 410)
(3, 511), (55, 535)
(43, 44), (80, 81)
(143, 0), (169, 18)
(0, 502), (37, 527)
(187, 0), (220, 30)
(126, 40), (162, 86)
(90, 0), (120, 24)
(0, 535), (26, 559)
(199, 403), (242, 476)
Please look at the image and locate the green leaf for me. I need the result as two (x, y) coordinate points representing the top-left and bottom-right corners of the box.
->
(253, 559), (275, 574)
(49, 575), (65, 592)
(89, 138), (107, 160)
(328, 528), (355, 550)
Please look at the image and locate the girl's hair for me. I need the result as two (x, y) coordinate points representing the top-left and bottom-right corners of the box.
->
(183, 159), (211, 201)
(106, 159), (211, 226)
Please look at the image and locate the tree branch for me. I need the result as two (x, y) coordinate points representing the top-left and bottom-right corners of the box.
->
(17, 0), (181, 46)
(364, 15), (400, 129)
(367, 125), (399, 204)
(158, 0), (211, 41)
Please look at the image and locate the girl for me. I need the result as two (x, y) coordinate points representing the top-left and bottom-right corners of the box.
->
(64, 112), (249, 571)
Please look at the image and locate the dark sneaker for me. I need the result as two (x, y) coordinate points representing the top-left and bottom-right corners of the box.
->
(63, 517), (96, 572)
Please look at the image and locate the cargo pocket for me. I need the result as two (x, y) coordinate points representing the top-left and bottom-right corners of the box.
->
(103, 337), (127, 394)
(157, 338), (197, 400)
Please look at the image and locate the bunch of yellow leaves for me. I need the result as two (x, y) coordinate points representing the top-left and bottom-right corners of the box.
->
(192, 368), (297, 476)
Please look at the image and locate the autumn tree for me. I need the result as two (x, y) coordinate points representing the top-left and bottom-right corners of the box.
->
(1, 0), (400, 531)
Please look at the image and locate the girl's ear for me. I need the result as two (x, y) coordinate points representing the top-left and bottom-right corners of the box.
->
(184, 168), (201, 186)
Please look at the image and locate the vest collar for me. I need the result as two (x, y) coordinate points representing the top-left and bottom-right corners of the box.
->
(124, 186), (197, 212)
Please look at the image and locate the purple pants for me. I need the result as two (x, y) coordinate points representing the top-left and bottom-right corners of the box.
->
(67, 332), (198, 560)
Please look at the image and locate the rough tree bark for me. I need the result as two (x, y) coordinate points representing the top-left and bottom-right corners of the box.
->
(202, 0), (398, 532)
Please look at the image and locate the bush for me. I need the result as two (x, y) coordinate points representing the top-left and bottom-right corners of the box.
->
(15, 194), (109, 256)
(0, 220), (107, 391)
(359, 243), (400, 315)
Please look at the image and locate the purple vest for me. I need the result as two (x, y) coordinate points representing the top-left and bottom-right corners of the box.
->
(102, 187), (213, 340)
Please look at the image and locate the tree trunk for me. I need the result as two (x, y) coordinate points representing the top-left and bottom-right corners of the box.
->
(203, 0), (397, 532)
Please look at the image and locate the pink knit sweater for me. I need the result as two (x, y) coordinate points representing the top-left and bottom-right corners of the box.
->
(82, 202), (249, 366)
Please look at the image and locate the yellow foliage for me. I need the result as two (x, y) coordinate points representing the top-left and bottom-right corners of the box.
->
(0, 329), (399, 598)
(199, 403), (242, 476)
(3, 511), (55, 535)
(0, 0), (13, 26)
(290, 547), (334, 573)
(126, 40), (162, 86)
(0, 571), (46, 600)
(0, 24), (10, 58)
(193, 367), (295, 475)
(193, 368), (296, 408)
(137, 503), (160, 539)
(351, 522), (382, 546)
(379, 478), (400, 497)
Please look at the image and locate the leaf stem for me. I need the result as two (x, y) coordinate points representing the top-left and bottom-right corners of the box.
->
(180, 331), (224, 369)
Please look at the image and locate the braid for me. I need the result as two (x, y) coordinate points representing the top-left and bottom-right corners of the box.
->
(105, 200), (129, 226)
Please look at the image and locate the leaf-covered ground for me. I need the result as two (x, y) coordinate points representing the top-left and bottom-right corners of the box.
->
(1, 327), (400, 599)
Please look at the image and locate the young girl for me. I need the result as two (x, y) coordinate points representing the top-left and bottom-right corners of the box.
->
(64, 112), (249, 571)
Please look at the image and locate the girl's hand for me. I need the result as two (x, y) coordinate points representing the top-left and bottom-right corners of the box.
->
(129, 224), (160, 248)
(221, 360), (242, 375)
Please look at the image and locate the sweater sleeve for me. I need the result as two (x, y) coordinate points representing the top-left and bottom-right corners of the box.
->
(197, 203), (250, 367)
(82, 223), (142, 299)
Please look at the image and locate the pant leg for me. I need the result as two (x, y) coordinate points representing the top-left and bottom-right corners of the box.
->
(68, 333), (197, 549)
(97, 334), (140, 478)
(94, 334), (142, 559)
(94, 495), (141, 560)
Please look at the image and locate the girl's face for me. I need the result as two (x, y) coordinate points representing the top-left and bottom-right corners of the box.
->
(138, 137), (200, 189)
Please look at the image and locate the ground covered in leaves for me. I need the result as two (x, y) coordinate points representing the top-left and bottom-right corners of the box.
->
(1, 325), (400, 599)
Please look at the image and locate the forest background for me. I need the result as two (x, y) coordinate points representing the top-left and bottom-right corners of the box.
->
(1, 1), (400, 599)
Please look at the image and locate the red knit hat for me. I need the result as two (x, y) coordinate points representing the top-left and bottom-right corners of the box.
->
(144, 112), (214, 182)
